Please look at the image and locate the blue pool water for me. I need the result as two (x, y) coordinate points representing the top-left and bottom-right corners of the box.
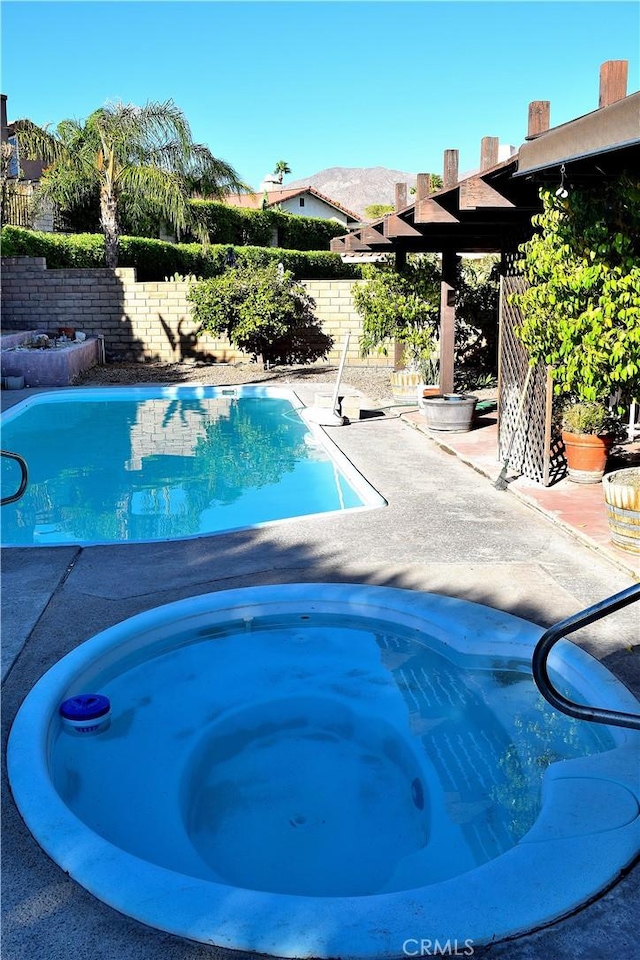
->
(1, 387), (383, 545)
(8, 585), (640, 957)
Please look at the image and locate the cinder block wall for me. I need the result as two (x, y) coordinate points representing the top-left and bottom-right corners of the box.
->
(1, 258), (390, 367)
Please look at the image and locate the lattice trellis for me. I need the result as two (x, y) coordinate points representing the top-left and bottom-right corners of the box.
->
(498, 276), (566, 486)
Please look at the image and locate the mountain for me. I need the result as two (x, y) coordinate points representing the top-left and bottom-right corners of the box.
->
(284, 166), (418, 220)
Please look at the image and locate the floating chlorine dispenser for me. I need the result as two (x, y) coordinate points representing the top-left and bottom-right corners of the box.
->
(59, 694), (111, 734)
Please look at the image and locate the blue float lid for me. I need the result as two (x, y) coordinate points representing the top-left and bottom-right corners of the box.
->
(59, 694), (110, 721)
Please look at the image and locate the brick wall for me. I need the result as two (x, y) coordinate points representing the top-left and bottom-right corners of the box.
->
(1, 258), (390, 367)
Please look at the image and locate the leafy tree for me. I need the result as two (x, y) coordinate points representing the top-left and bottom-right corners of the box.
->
(511, 177), (640, 407)
(455, 256), (500, 381)
(364, 203), (394, 220)
(14, 99), (246, 267)
(274, 160), (291, 184)
(354, 256), (441, 375)
(187, 260), (334, 366)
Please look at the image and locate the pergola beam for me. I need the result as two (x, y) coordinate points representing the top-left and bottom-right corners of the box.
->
(414, 197), (460, 224)
(458, 178), (516, 210)
(360, 225), (393, 245)
(383, 215), (423, 238)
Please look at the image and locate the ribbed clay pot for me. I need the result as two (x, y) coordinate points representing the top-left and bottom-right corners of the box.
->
(561, 431), (613, 484)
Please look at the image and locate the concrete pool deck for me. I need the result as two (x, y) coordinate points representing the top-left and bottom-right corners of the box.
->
(2, 381), (639, 960)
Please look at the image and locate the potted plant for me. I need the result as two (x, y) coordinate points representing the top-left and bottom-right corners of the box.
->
(510, 178), (640, 478)
(603, 467), (640, 554)
(398, 326), (440, 401)
(561, 400), (615, 484)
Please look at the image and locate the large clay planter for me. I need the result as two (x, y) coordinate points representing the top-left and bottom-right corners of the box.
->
(420, 394), (478, 433)
(603, 467), (640, 554)
(561, 431), (613, 484)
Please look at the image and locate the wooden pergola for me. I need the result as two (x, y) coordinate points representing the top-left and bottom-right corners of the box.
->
(332, 145), (540, 393)
(331, 61), (640, 397)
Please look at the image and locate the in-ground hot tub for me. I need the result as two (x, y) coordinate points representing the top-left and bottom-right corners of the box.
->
(1, 329), (101, 387)
(8, 585), (640, 958)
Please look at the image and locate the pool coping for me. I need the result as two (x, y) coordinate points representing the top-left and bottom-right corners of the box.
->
(8, 584), (640, 960)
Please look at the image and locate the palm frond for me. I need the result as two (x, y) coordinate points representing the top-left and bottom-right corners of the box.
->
(11, 119), (61, 165)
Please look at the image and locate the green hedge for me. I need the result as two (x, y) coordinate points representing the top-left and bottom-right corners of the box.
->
(190, 201), (347, 250)
(1, 226), (360, 281)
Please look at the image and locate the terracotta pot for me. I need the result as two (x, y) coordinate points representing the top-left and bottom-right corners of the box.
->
(561, 431), (613, 484)
(421, 385), (440, 398)
(603, 468), (640, 554)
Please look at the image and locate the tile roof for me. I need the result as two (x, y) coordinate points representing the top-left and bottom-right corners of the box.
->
(223, 186), (361, 222)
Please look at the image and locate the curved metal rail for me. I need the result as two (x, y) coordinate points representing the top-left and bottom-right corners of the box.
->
(532, 584), (640, 730)
(1, 449), (29, 506)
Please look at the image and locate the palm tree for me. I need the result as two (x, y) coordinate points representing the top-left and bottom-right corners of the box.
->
(14, 99), (246, 267)
(273, 160), (291, 184)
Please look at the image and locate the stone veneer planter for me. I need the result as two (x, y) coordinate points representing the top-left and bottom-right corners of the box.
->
(1, 331), (102, 387)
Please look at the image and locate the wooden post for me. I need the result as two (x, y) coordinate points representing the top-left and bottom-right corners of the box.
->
(394, 241), (407, 364)
(439, 250), (458, 394)
(443, 149), (459, 188)
(480, 137), (499, 170)
(395, 182), (407, 211)
(527, 101), (550, 137)
(599, 60), (628, 107)
(415, 173), (431, 201)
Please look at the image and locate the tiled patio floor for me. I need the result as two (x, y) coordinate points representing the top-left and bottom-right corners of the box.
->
(403, 410), (640, 579)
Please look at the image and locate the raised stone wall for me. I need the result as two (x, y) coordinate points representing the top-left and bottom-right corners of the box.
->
(1, 258), (389, 367)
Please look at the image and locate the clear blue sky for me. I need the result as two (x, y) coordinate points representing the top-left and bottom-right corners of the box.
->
(2, 1), (638, 191)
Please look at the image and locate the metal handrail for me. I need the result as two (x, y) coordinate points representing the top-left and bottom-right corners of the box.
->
(532, 584), (640, 730)
(1, 449), (29, 506)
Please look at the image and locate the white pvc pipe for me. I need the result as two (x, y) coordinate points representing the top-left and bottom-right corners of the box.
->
(329, 332), (350, 416)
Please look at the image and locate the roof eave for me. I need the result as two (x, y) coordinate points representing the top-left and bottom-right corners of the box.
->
(514, 91), (640, 177)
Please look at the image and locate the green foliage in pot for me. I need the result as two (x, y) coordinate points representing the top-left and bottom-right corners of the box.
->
(511, 176), (640, 408)
(187, 261), (333, 367)
(561, 400), (610, 436)
(354, 256), (440, 370)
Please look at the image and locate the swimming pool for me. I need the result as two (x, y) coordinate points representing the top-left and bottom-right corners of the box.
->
(0, 386), (384, 545)
(8, 584), (640, 958)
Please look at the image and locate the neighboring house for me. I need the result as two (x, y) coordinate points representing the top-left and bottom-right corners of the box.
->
(1, 93), (53, 231)
(223, 181), (362, 230)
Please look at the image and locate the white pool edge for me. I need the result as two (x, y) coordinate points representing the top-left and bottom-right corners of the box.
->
(7, 585), (640, 959)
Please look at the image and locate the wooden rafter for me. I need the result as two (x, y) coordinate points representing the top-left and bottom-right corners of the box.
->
(360, 225), (393, 246)
(459, 178), (516, 211)
(414, 197), (460, 224)
(383, 215), (423, 239)
(344, 232), (371, 252)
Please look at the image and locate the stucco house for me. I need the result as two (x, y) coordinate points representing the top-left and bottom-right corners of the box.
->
(223, 181), (362, 229)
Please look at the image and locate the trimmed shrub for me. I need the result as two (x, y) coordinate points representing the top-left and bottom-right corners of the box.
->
(1, 226), (105, 267)
(1, 226), (360, 281)
(187, 261), (334, 366)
